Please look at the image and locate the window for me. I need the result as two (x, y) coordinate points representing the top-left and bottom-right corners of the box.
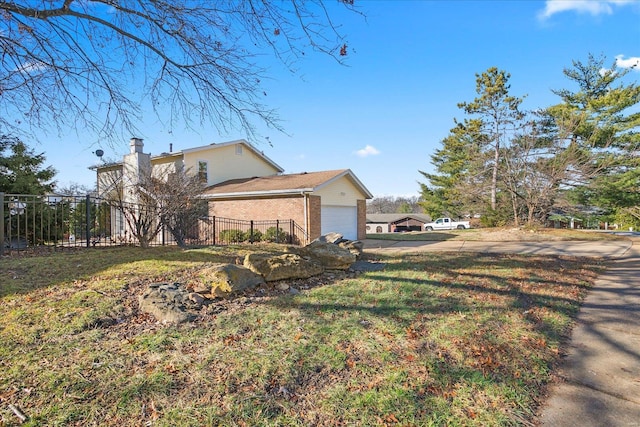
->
(235, 144), (243, 155)
(198, 161), (208, 183)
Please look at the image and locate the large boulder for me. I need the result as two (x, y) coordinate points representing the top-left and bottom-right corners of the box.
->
(244, 253), (324, 282)
(196, 264), (265, 298)
(299, 240), (356, 270)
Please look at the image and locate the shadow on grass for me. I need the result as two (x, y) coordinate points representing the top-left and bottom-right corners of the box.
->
(265, 251), (606, 368)
(0, 245), (241, 298)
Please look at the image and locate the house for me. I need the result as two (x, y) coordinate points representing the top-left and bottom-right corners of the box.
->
(366, 213), (432, 233)
(94, 138), (372, 242)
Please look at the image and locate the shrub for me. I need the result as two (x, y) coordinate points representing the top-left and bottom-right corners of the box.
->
(480, 207), (511, 228)
(247, 229), (263, 242)
(219, 229), (246, 243)
(264, 226), (289, 243)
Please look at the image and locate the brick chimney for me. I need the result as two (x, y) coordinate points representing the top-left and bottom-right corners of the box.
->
(130, 137), (144, 154)
(123, 137), (151, 203)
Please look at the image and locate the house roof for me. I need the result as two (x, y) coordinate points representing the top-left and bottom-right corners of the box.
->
(201, 169), (373, 199)
(366, 213), (432, 224)
(91, 139), (284, 173)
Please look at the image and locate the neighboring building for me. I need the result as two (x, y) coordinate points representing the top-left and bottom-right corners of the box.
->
(366, 213), (432, 233)
(94, 138), (372, 242)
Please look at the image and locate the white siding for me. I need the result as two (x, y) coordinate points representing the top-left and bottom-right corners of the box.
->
(183, 143), (279, 185)
(315, 177), (363, 206)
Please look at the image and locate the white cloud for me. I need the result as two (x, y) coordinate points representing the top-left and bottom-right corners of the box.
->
(354, 145), (380, 158)
(539, 0), (636, 19)
(600, 55), (640, 76)
(615, 54), (640, 71)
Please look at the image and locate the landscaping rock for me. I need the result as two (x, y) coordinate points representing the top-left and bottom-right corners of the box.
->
(276, 282), (290, 291)
(299, 240), (356, 270)
(197, 264), (265, 298)
(138, 283), (196, 324)
(338, 239), (364, 259)
(244, 253), (324, 282)
(315, 232), (344, 244)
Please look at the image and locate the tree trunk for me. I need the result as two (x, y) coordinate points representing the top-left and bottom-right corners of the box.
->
(511, 191), (519, 226)
(491, 142), (499, 211)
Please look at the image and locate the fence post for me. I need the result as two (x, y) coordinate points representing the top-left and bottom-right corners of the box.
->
(250, 220), (254, 244)
(290, 219), (294, 244)
(85, 194), (91, 248)
(212, 216), (216, 245)
(0, 192), (4, 256)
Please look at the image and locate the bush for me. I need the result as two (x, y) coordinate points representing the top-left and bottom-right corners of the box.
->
(264, 226), (289, 243)
(247, 229), (263, 242)
(480, 207), (511, 228)
(219, 229), (246, 243)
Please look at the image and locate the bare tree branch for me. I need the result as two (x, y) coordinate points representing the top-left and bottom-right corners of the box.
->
(0, 0), (359, 144)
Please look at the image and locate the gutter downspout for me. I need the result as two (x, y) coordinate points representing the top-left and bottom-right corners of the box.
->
(302, 191), (309, 243)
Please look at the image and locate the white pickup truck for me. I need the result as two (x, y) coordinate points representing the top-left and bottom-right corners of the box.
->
(424, 217), (471, 231)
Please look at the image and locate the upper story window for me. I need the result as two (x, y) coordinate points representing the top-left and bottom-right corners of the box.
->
(235, 144), (243, 155)
(198, 161), (208, 183)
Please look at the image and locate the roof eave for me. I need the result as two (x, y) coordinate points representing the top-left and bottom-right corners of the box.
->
(201, 188), (314, 199)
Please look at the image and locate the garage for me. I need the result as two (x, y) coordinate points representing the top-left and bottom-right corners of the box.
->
(321, 205), (358, 240)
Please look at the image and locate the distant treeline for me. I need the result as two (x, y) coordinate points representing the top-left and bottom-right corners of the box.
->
(367, 196), (423, 214)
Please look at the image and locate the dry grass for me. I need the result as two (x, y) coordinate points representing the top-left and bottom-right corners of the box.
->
(367, 227), (625, 242)
(0, 244), (605, 426)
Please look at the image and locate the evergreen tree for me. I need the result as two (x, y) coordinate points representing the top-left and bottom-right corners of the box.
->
(0, 136), (56, 194)
(549, 54), (640, 220)
(419, 119), (486, 218)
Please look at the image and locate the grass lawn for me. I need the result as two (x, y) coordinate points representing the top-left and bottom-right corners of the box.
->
(0, 244), (605, 426)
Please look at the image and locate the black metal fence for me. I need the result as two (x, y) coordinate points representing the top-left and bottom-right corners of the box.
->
(1, 193), (308, 255)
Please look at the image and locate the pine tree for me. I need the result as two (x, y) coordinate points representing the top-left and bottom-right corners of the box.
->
(458, 68), (525, 212)
(549, 54), (640, 221)
(419, 119), (486, 218)
(0, 136), (56, 194)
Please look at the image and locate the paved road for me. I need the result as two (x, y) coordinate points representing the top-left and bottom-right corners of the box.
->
(362, 238), (633, 259)
(363, 237), (640, 426)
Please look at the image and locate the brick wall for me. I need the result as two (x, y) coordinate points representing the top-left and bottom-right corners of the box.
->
(308, 195), (322, 241)
(207, 194), (363, 243)
(357, 199), (366, 240)
(208, 196), (305, 225)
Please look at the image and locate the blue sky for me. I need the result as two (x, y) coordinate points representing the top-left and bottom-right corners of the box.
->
(40, 0), (640, 197)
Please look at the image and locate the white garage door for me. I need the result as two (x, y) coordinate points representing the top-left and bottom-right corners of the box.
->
(321, 206), (357, 240)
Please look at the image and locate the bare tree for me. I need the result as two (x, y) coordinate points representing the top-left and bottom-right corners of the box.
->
(501, 115), (569, 226)
(142, 170), (206, 247)
(1, 1), (357, 143)
(98, 163), (205, 247)
(367, 195), (423, 214)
